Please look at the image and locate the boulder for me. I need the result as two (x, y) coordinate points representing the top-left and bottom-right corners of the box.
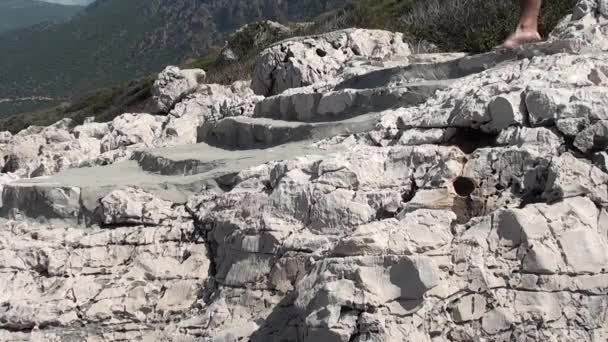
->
(218, 20), (291, 64)
(163, 81), (263, 145)
(97, 187), (179, 226)
(151, 65), (206, 113)
(251, 29), (411, 96)
(101, 113), (164, 153)
(549, 0), (608, 50)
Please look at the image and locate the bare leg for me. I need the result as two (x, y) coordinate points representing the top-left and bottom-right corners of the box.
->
(502, 0), (543, 48)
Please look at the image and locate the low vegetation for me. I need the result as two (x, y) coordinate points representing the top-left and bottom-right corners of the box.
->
(0, 77), (154, 133)
(316, 0), (577, 53)
(399, 0), (576, 52)
(194, 0), (577, 84)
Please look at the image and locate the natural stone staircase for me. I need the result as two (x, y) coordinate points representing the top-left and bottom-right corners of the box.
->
(133, 141), (330, 176)
(0, 38), (596, 224)
(3, 3), (608, 340)
(0, 48), (515, 220)
(198, 113), (381, 149)
(254, 82), (449, 121)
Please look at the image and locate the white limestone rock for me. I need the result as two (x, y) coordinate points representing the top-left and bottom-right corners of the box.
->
(398, 128), (457, 146)
(0, 173), (18, 207)
(544, 152), (608, 204)
(495, 126), (564, 154)
(73, 120), (110, 139)
(574, 119), (608, 152)
(0, 130), (12, 144)
(0, 113), (169, 179)
(102, 113), (164, 152)
(333, 209), (456, 256)
(1, 133), (46, 176)
(0, 219), (209, 341)
(252, 29), (411, 96)
(151, 65), (206, 114)
(4, 1), (608, 340)
(526, 86), (608, 126)
(1, 185), (81, 219)
(388, 54), (608, 134)
(162, 81), (263, 145)
(97, 187), (179, 226)
(452, 294), (488, 323)
(254, 85), (436, 123)
(549, 0), (608, 50)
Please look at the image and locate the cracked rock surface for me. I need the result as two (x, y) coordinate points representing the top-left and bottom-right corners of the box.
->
(2, 2), (608, 340)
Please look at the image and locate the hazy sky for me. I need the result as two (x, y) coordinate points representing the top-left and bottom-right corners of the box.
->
(39, 0), (95, 5)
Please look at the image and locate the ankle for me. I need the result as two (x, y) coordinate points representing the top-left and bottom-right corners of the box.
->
(517, 21), (538, 33)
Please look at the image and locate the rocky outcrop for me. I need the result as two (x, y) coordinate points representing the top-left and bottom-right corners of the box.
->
(251, 29), (413, 96)
(0, 114), (164, 179)
(218, 20), (291, 64)
(164, 81), (263, 145)
(549, 0), (608, 50)
(3, 1), (608, 340)
(0, 78), (262, 179)
(151, 66), (206, 114)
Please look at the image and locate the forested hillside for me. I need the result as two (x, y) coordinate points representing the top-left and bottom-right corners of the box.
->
(0, 0), (349, 116)
(0, 0), (82, 33)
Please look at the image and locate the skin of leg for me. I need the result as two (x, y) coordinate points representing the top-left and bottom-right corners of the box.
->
(502, 0), (543, 48)
(518, 0), (542, 32)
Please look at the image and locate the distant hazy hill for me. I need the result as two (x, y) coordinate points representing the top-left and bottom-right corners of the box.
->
(40, 0), (93, 5)
(0, 0), (83, 33)
(0, 0), (348, 116)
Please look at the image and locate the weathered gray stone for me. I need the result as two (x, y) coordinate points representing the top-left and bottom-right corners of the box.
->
(1, 184), (81, 219)
(398, 128), (457, 146)
(550, 0), (608, 50)
(593, 151), (608, 172)
(544, 152), (608, 204)
(162, 81), (263, 145)
(151, 66), (206, 113)
(452, 294), (487, 322)
(574, 120), (608, 152)
(526, 87), (608, 126)
(3, 2), (608, 340)
(254, 82), (446, 123)
(382, 53), (608, 135)
(199, 113), (381, 149)
(101, 113), (165, 153)
(252, 29), (411, 96)
(97, 187), (178, 226)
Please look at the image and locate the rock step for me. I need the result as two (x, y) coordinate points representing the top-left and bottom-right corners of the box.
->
(133, 149), (223, 177)
(133, 141), (331, 176)
(1, 141), (339, 222)
(253, 82), (450, 123)
(197, 113), (380, 149)
(336, 39), (582, 90)
(1, 161), (213, 222)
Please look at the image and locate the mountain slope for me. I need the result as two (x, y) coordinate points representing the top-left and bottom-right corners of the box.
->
(41, 0), (93, 4)
(0, 0), (349, 116)
(0, 0), (83, 33)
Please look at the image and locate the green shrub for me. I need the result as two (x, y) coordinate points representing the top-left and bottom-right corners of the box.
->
(307, 0), (576, 53)
(0, 76), (155, 133)
(188, 50), (220, 71)
(400, 0), (577, 53)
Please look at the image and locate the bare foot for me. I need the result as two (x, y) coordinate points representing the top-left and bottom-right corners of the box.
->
(501, 30), (542, 49)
